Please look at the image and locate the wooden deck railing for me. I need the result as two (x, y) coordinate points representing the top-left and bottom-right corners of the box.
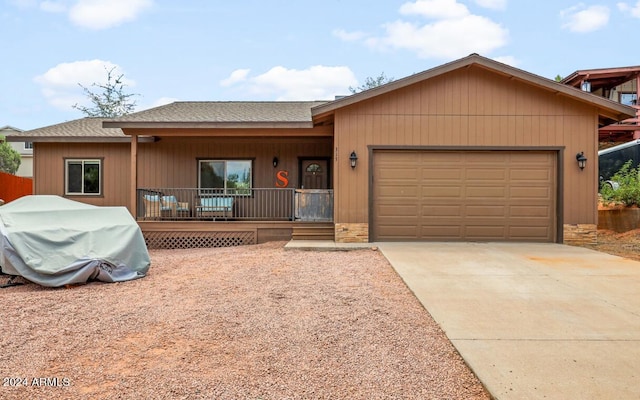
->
(137, 188), (327, 222)
(137, 188), (334, 222)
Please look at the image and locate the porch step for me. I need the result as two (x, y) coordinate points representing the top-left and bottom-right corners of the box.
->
(291, 223), (335, 241)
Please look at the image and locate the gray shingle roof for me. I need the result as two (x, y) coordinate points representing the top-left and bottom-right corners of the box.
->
(109, 101), (329, 124)
(4, 118), (126, 142)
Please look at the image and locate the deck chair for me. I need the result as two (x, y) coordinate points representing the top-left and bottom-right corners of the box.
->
(162, 196), (190, 218)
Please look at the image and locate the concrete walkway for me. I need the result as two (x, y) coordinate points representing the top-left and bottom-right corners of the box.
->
(377, 242), (640, 400)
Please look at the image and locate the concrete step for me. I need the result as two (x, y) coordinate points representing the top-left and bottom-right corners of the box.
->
(292, 224), (335, 241)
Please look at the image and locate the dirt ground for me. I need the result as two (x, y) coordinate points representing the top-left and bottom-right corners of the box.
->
(0, 242), (490, 400)
(576, 229), (640, 262)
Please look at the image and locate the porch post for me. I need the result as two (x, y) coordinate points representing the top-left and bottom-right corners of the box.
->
(130, 134), (138, 217)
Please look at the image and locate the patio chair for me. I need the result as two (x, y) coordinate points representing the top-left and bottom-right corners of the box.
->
(142, 194), (162, 219)
(196, 196), (234, 219)
(162, 195), (190, 218)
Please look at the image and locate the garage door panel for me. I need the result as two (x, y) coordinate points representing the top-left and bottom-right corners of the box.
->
(421, 186), (463, 198)
(378, 168), (419, 180)
(465, 205), (506, 217)
(378, 205), (418, 216)
(378, 185), (419, 198)
(466, 168), (506, 180)
(377, 225), (419, 237)
(421, 168), (463, 180)
(510, 186), (551, 199)
(422, 205), (462, 216)
(420, 225), (462, 238)
(466, 186), (506, 198)
(373, 150), (556, 242)
(510, 168), (550, 181)
(510, 205), (550, 218)
(464, 226), (507, 239)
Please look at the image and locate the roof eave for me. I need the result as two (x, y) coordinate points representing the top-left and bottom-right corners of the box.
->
(4, 136), (154, 143)
(103, 121), (314, 129)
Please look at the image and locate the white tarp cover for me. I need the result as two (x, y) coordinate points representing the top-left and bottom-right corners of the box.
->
(0, 195), (150, 287)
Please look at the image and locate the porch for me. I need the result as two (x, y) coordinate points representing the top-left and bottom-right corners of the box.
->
(136, 187), (335, 248)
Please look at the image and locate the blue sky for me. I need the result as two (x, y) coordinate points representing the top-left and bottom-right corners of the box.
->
(2, 0), (639, 130)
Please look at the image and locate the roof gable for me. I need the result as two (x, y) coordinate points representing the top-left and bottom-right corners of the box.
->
(312, 54), (635, 123)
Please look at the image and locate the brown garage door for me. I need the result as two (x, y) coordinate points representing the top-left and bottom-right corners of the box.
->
(372, 151), (556, 242)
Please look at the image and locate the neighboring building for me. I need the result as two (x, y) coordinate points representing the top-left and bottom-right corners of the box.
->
(0, 125), (33, 177)
(561, 66), (640, 144)
(8, 54), (635, 247)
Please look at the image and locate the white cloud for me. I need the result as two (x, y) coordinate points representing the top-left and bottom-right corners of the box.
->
(368, 15), (508, 59)
(473, 0), (507, 10)
(8, 0), (152, 29)
(332, 28), (367, 41)
(492, 55), (519, 67)
(222, 65), (358, 101)
(69, 0), (152, 30)
(561, 4), (610, 33)
(400, 0), (469, 19)
(8, 0), (37, 8)
(337, 0), (508, 60)
(39, 1), (66, 13)
(618, 1), (640, 17)
(220, 69), (251, 87)
(34, 60), (133, 110)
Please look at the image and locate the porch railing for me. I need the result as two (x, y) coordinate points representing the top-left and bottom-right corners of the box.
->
(136, 188), (333, 222)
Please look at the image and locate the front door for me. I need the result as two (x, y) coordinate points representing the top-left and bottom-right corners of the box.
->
(300, 159), (329, 189)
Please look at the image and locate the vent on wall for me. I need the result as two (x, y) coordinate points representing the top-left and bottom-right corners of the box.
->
(143, 231), (256, 249)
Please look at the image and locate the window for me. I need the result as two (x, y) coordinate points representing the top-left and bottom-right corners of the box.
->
(198, 160), (252, 195)
(620, 93), (637, 106)
(65, 159), (101, 195)
(306, 163), (323, 173)
(23, 142), (33, 150)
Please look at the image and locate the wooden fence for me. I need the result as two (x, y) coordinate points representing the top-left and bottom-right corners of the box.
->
(0, 171), (33, 203)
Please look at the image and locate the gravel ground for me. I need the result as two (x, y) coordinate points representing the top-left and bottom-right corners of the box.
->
(0, 242), (489, 399)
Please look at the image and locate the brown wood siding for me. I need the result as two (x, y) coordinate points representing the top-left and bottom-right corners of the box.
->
(33, 136), (331, 219)
(333, 65), (598, 227)
(137, 136), (332, 189)
(34, 143), (131, 209)
(372, 150), (556, 242)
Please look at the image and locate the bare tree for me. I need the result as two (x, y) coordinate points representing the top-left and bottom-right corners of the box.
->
(73, 67), (138, 117)
(349, 72), (395, 94)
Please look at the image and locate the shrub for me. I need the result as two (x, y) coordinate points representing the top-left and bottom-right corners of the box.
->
(600, 160), (640, 206)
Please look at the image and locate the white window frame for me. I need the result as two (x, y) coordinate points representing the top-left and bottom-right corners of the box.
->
(198, 159), (252, 195)
(23, 142), (33, 150)
(620, 92), (637, 106)
(65, 159), (102, 196)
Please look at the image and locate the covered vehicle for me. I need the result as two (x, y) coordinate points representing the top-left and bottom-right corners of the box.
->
(0, 195), (150, 287)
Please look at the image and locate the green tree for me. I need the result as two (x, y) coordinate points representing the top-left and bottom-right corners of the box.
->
(554, 74), (563, 82)
(0, 136), (21, 174)
(349, 72), (395, 94)
(73, 66), (138, 117)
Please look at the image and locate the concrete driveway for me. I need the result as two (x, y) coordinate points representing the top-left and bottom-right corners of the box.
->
(377, 242), (640, 400)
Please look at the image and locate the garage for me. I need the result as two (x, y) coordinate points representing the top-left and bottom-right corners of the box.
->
(372, 150), (557, 242)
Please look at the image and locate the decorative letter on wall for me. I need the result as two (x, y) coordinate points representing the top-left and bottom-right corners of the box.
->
(275, 170), (289, 188)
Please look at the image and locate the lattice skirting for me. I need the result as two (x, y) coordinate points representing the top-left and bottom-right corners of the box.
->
(144, 231), (257, 249)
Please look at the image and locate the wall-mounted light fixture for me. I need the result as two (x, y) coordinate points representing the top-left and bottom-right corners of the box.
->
(349, 151), (358, 169)
(576, 152), (587, 170)
(272, 157), (279, 168)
